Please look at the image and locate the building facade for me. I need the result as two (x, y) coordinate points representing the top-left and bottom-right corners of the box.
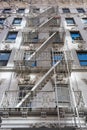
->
(0, 0), (87, 130)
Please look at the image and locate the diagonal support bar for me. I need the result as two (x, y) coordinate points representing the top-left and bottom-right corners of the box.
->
(16, 58), (63, 108)
(27, 32), (57, 61)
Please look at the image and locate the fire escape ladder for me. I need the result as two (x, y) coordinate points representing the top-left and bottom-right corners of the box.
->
(16, 55), (63, 108)
(38, 17), (54, 29)
(38, 7), (55, 17)
(27, 32), (57, 62)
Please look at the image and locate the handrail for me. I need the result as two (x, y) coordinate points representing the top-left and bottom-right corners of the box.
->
(16, 57), (63, 108)
(27, 32), (57, 61)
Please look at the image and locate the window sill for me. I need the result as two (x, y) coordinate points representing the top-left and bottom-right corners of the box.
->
(72, 65), (87, 71)
(67, 24), (77, 26)
(12, 24), (21, 26)
(4, 40), (15, 43)
(72, 39), (85, 44)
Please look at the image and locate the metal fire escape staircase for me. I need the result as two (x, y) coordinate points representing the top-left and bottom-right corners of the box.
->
(26, 32), (57, 66)
(16, 53), (64, 107)
(14, 31), (58, 69)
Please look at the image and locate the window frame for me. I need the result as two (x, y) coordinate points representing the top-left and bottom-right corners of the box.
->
(82, 18), (87, 24)
(17, 8), (25, 13)
(65, 18), (75, 25)
(70, 31), (83, 41)
(3, 8), (11, 13)
(77, 8), (85, 13)
(24, 50), (37, 67)
(62, 8), (70, 13)
(77, 51), (87, 66)
(51, 51), (63, 65)
(5, 31), (18, 42)
(12, 18), (22, 25)
(19, 85), (33, 101)
(55, 84), (70, 103)
(0, 18), (5, 25)
(0, 51), (11, 66)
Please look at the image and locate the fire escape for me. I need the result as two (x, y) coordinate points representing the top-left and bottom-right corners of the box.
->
(0, 6), (86, 129)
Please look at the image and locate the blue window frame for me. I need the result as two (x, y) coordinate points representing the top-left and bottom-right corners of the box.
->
(62, 8), (70, 13)
(66, 18), (75, 25)
(0, 51), (11, 66)
(3, 8), (11, 13)
(77, 8), (85, 13)
(82, 18), (87, 24)
(17, 8), (25, 13)
(12, 18), (22, 25)
(52, 52), (62, 65)
(0, 18), (5, 25)
(6, 32), (18, 41)
(70, 31), (82, 40)
(77, 52), (87, 66)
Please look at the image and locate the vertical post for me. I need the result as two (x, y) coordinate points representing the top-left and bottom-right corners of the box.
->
(51, 48), (61, 129)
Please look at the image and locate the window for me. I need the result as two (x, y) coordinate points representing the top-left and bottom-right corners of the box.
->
(31, 61), (37, 67)
(70, 31), (82, 40)
(17, 8), (25, 13)
(77, 51), (87, 66)
(3, 8), (11, 13)
(24, 51), (37, 67)
(0, 18), (5, 25)
(62, 8), (70, 13)
(77, 8), (85, 13)
(52, 52), (62, 65)
(6, 31), (18, 41)
(19, 85), (33, 100)
(31, 33), (38, 42)
(12, 18), (22, 25)
(66, 18), (75, 25)
(0, 51), (11, 66)
(82, 18), (87, 24)
(33, 8), (40, 13)
(56, 84), (70, 103)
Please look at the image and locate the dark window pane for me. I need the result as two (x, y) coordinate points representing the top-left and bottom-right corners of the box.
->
(0, 52), (11, 66)
(82, 18), (87, 24)
(80, 61), (87, 66)
(52, 52), (62, 65)
(70, 32), (82, 40)
(17, 8), (25, 13)
(77, 8), (85, 13)
(0, 18), (5, 25)
(13, 18), (22, 25)
(62, 8), (70, 13)
(6, 32), (18, 40)
(3, 8), (11, 13)
(66, 18), (75, 25)
(77, 52), (87, 66)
